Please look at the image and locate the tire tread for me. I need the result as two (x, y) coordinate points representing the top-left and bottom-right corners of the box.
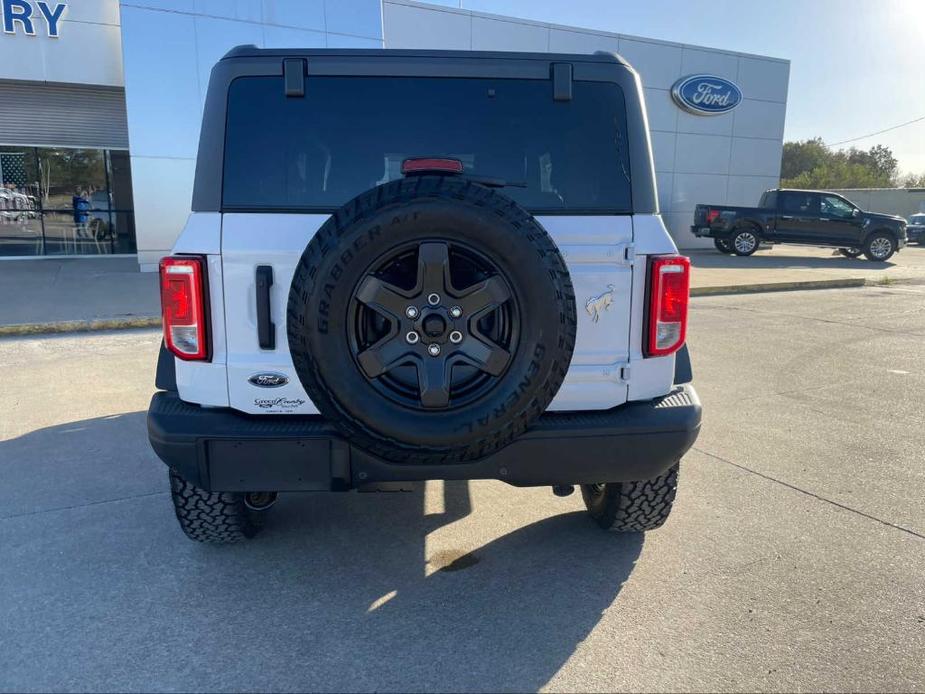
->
(168, 470), (258, 544)
(582, 464), (679, 532)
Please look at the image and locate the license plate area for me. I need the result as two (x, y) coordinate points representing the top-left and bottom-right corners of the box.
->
(207, 439), (335, 491)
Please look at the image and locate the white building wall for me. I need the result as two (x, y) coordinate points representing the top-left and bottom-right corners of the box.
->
(0, 1), (123, 87)
(119, 0), (384, 269)
(383, 0), (790, 250)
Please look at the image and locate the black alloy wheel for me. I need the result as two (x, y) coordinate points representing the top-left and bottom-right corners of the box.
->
(349, 239), (518, 410)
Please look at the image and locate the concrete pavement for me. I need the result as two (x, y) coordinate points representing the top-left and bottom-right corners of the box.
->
(1, 285), (923, 691)
(0, 257), (160, 334)
(689, 243), (925, 294)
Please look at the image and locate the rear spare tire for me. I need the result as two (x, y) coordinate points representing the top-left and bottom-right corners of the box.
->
(287, 175), (577, 463)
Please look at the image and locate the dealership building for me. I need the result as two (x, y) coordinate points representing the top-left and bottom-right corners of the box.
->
(0, 0), (789, 266)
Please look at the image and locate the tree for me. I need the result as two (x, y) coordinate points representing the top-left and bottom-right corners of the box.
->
(846, 144), (898, 182)
(781, 138), (830, 181)
(898, 172), (925, 188)
(784, 159), (890, 190)
(781, 138), (899, 188)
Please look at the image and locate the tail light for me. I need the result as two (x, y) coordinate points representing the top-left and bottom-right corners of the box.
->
(706, 208), (721, 224)
(646, 255), (690, 357)
(160, 256), (209, 361)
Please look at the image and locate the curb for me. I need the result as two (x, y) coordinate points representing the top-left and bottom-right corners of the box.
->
(0, 316), (161, 337)
(691, 278), (869, 297)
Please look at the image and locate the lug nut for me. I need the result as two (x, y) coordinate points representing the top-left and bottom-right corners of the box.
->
(427, 293), (441, 306)
(449, 330), (463, 344)
(406, 331), (420, 344)
(427, 343), (441, 357)
(449, 306), (463, 319)
(405, 306), (419, 319)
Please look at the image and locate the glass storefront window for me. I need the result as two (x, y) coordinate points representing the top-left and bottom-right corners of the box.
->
(0, 146), (136, 257)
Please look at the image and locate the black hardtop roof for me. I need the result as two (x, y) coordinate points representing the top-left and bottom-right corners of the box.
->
(221, 44), (630, 66)
(193, 43), (657, 215)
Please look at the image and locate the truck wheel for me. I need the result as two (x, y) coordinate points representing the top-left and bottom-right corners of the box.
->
(713, 238), (733, 254)
(288, 175), (577, 464)
(838, 247), (863, 258)
(730, 228), (760, 256)
(863, 233), (896, 262)
(581, 463), (679, 532)
(168, 470), (264, 543)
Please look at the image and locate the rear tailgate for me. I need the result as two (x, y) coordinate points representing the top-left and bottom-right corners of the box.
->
(220, 213), (633, 415)
(693, 204), (709, 226)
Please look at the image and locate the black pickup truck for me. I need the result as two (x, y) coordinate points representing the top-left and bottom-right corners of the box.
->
(692, 189), (907, 261)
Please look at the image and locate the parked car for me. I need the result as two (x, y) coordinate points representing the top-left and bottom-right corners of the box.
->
(147, 46), (702, 543)
(0, 188), (37, 222)
(906, 213), (925, 244)
(692, 189), (908, 261)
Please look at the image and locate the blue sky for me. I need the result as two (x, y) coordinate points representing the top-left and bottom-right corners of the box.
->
(432, 0), (925, 176)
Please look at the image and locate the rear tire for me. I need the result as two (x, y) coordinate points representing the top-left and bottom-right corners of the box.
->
(713, 238), (733, 254)
(838, 247), (863, 258)
(168, 470), (264, 544)
(581, 463), (679, 532)
(730, 228), (760, 256)
(863, 232), (896, 262)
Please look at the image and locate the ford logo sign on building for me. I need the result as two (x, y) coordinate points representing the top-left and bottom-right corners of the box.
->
(671, 74), (742, 116)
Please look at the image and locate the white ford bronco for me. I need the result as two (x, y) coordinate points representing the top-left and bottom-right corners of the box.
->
(148, 47), (702, 543)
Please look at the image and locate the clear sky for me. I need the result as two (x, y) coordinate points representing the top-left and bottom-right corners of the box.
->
(432, 0), (925, 176)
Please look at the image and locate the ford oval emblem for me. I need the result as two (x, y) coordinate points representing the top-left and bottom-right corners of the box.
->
(248, 372), (289, 388)
(671, 74), (742, 116)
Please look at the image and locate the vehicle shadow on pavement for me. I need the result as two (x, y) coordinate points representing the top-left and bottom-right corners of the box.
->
(247, 484), (645, 691)
(0, 412), (644, 692)
(691, 251), (894, 271)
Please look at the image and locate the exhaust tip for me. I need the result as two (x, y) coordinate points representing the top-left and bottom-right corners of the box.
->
(244, 491), (279, 511)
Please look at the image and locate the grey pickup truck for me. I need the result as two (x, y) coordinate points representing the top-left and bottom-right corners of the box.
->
(692, 188), (907, 261)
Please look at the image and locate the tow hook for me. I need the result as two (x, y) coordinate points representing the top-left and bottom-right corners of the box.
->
(552, 485), (574, 497)
(244, 491), (279, 511)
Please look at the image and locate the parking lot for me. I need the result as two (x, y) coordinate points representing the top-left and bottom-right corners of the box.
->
(1, 285), (923, 692)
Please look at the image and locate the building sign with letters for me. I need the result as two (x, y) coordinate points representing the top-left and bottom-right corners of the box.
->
(2, 0), (67, 38)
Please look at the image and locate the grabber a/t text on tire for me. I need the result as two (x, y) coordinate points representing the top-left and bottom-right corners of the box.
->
(581, 463), (680, 532)
(287, 175), (577, 464)
(169, 470), (264, 543)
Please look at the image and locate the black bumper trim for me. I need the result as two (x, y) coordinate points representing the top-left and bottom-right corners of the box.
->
(147, 385), (702, 491)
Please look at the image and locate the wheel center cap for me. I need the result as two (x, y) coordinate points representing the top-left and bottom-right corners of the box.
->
(422, 314), (447, 338)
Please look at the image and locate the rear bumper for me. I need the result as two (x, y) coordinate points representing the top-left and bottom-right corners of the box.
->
(147, 385), (702, 491)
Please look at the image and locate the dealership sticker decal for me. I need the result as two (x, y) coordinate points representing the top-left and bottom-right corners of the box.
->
(671, 74), (742, 116)
(254, 397), (306, 412)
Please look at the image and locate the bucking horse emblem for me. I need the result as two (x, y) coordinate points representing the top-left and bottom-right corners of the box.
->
(585, 285), (615, 323)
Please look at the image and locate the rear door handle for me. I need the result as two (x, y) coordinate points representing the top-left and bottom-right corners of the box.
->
(256, 265), (275, 350)
(779, 215), (794, 220)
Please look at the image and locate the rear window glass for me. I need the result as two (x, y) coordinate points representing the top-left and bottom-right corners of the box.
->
(222, 76), (631, 213)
